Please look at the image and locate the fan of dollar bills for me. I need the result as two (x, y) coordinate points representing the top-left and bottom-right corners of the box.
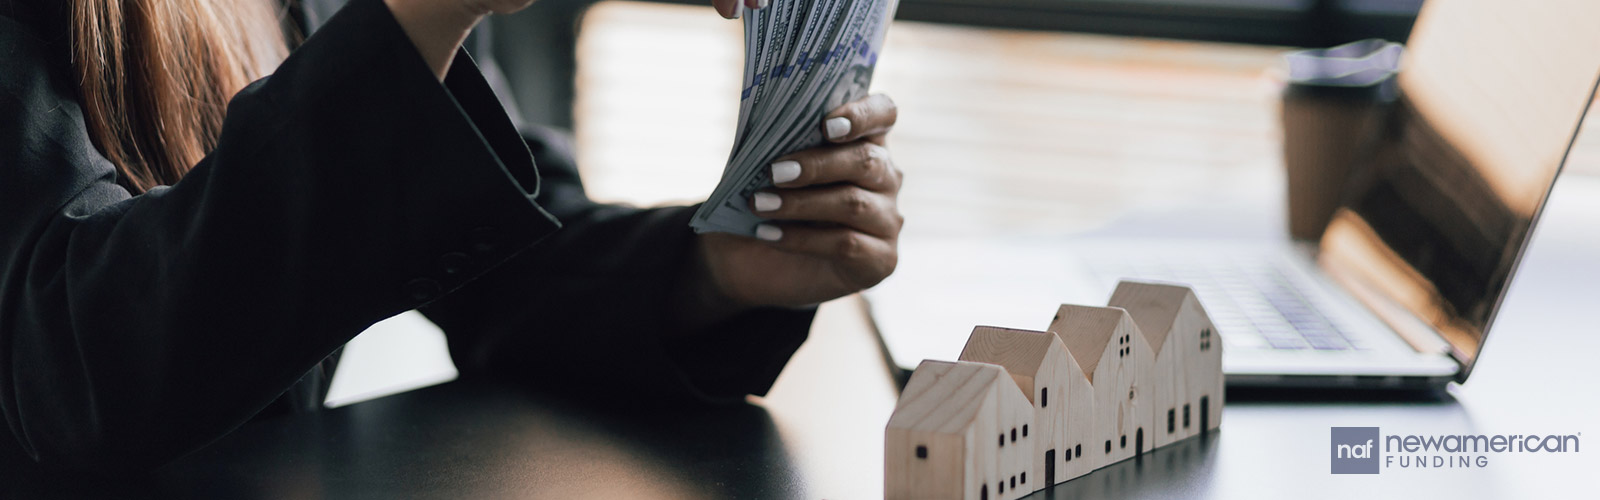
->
(690, 0), (902, 237)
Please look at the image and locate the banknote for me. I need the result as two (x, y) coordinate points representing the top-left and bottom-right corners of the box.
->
(691, 0), (901, 237)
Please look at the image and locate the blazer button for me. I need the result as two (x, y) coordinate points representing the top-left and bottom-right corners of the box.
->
(467, 227), (498, 254)
(439, 252), (472, 276)
(405, 278), (442, 302)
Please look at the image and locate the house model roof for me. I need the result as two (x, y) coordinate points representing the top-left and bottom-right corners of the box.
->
(1047, 305), (1132, 383)
(960, 326), (1063, 404)
(1108, 280), (1193, 355)
(888, 360), (1009, 434)
(960, 326), (1055, 378)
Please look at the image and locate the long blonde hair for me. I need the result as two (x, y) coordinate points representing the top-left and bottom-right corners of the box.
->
(72, 0), (289, 193)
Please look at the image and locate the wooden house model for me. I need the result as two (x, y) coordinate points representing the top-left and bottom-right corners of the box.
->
(958, 326), (1096, 490)
(886, 360), (1035, 500)
(884, 282), (1223, 498)
(1108, 281), (1224, 440)
(1046, 305), (1153, 465)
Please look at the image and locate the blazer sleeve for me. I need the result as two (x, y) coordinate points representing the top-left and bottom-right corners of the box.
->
(0, 0), (560, 471)
(421, 125), (817, 406)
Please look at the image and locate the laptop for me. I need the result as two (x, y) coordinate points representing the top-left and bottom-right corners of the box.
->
(865, 0), (1600, 389)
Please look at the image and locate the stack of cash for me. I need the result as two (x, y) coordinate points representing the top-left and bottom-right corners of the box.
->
(690, 0), (901, 237)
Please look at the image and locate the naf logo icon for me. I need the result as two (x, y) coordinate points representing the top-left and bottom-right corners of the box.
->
(1331, 427), (1381, 474)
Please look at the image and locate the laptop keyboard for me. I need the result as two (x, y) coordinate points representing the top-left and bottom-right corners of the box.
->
(1096, 258), (1367, 352)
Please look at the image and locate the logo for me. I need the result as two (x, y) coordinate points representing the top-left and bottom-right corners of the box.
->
(1329, 426), (1580, 474)
(1331, 427), (1380, 474)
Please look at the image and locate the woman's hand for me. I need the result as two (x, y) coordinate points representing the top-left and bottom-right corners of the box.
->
(678, 94), (903, 330)
(384, 0), (540, 80)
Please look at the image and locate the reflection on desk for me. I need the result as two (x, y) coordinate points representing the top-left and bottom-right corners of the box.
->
(5, 381), (1503, 500)
(160, 382), (809, 499)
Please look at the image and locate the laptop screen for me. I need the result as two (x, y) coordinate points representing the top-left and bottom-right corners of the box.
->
(1317, 0), (1600, 381)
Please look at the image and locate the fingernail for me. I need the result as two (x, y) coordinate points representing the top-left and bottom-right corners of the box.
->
(756, 224), (783, 242)
(757, 0), (769, 8)
(731, 4), (741, 19)
(770, 160), (801, 184)
(825, 116), (851, 140)
(753, 192), (782, 212)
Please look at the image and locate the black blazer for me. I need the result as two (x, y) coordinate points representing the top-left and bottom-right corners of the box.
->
(0, 0), (813, 473)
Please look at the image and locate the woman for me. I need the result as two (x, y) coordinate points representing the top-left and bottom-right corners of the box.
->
(0, 0), (903, 472)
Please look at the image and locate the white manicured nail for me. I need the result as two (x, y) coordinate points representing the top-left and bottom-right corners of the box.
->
(753, 192), (782, 211)
(759, 0), (770, 8)
(825, 116), (851, 140)
(770, 160), (801, 184)
(730, 5), (741, 19)
(756, 224), (783, 241)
